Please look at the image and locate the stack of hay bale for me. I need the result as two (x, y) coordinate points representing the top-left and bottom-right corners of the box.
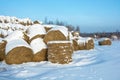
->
(85, 38), (94, 50)
(72, 31), (94, 50)
(0, 22), (96, 65)
(44, 26), (73, 64)
(47, 41), (73, 64)
(98, 38), (112, 45)
(26, 24), (46, 42)
(30, 38), (47, 62)
(27, 24), (48, 62)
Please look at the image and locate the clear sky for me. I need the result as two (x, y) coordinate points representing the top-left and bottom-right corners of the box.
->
(0, 0), (120, 32)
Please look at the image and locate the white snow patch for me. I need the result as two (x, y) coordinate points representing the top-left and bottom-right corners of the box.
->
(98, 38), (111, 41)
(27, 24), (46, 39)
(47, 40), (72, 44)
(5, 39), (31, 54)
(4, 30), (25, 42)
(30, 38), (47, 54)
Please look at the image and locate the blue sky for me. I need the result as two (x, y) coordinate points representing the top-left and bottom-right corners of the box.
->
(0, 0), (120, 32)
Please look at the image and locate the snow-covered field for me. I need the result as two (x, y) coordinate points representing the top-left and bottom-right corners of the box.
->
(0, 40), (120, 80)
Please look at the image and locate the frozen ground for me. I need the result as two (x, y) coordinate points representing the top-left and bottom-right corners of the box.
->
(0, 40), (120, 80)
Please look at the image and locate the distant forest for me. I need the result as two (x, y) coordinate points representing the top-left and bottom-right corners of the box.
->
(44, 18), (120, 39)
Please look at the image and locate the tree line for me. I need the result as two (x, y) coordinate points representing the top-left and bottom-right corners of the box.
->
(44, 17), (80, 32)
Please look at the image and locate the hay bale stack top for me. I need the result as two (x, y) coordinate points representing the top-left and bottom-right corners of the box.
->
(30, 38), (47, 62)
(47, 41), (73, 64)
(4, 30), (28, 42)
(44, 26), (68, 44)
(98, 38), (112, 45)
(27, 24), (46, 41)
(5, 39), (33, 64)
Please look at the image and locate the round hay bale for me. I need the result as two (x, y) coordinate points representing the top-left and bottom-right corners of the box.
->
(98, 38), (112, 45)
(72, 31), (80, 37)
(5, 39), (33, 64)
(30, 38), (47, 62)
(72, 40), (80, 51)
(32, 49), (47, 62)
(73, 37), (86, 50)
(26, 24), (46, 41)
(85, 38), (94, 50)
(47, 41), (73, 64)
(0, 40), (7, 61)
(44, 26), (68, 44)
(78, 42), (85, 50)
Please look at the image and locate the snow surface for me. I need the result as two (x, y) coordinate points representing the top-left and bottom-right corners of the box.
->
(5, 39), (31, 54)
(30, 38), (47, 54)
(27, 24), (46, 39)
(4, 30), (25, 42)
(1, 40), (120, 80)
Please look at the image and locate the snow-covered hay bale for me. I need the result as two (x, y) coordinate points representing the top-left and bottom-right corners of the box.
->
(72, 37), (94, 50)
(85, 38), (94, 50)
(27, 24), (46, 42)
(4, 30), (29, 43)
(72, 40), (80, 51)
(47, 41), (73, 64)
(0, 40), (7, 61)
(30, 38), (47, 62)
(72, 40), (85, 51)
(5, 39), (33, 64)
(72, 31), (80, 37)
(44, 26), (68, 44)
(98, 38), (112, 45)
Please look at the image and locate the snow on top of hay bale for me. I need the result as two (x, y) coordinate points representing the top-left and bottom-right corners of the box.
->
(98, 38), (111, 46)
(27, 24), (46, 39)
(49, 26), (68, 37)
(43, 24), (57, 28)
(4, 30), (25, 42)
(98, 38), (111, 41)
(73, 36), (93, 44)
(48, 40), (72, 44)
(5, 39), (31, 54)
(0, 29), (8, 37)
(30, 38), (47, 54)
(44, 26), (69, 44)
